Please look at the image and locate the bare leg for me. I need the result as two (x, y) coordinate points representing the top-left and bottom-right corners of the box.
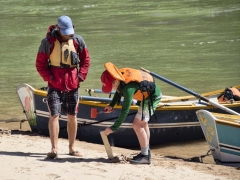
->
(48, 115), (59, 152)
(67, 114), (77, 152)
(132, 117), (149, 148)
(144, 123), (150, 146)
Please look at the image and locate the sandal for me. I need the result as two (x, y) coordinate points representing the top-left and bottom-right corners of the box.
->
(69, 151), (82, 157)
(47, 150), (58, 159)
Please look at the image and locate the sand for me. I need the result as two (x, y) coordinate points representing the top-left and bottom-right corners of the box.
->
(0, 129), (239, 180)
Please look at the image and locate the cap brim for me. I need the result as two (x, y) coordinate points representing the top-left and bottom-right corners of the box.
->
(60, 28), (74, 35)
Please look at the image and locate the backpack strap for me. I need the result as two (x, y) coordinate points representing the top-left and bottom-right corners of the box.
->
(139, 80), (157, 121)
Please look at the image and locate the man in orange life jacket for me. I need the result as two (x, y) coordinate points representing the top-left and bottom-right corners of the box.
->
(100, 62), (162, 164)
(36, 15), (90, 158)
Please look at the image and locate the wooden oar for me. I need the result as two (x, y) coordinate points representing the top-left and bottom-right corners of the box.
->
(140, 67), (240, 115)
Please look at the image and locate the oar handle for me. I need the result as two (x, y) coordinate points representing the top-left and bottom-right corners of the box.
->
(140, 67), (150, 74)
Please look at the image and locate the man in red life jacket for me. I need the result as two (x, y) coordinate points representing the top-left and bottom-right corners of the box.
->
(36, 15), (90, 158)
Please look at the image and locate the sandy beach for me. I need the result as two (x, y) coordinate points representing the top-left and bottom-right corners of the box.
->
(0, 127), (239, 180)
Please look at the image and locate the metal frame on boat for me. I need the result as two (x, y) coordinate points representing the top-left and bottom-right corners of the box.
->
(16, 83), (240, 147)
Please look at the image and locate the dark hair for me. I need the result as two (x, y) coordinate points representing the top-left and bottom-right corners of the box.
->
(50, 27), (60, 37)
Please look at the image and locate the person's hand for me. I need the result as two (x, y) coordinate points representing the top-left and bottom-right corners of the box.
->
(104, 106), (113, 113)
(49, 75), (53, 83)
(78, 75), (83, 82)
(104, 127), (113, 136)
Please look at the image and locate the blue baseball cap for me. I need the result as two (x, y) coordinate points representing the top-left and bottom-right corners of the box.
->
(57, 15), (74, 35)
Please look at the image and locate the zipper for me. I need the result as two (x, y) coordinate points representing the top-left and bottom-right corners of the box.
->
(60, 42), (62, 67)
(61, 42), (67, 91)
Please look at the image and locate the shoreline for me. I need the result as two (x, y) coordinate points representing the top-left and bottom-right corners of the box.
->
(0, 129), (239, 180)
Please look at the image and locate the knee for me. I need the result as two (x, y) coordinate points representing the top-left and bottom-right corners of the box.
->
(68, 115), (76, 122)
(49, 115), (59, 122)
(132, 119), (148, 130)
(132, 122), (137, 130)
(132, 119), (140, 130)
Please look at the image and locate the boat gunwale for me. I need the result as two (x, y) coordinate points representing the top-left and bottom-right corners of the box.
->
(32, 86), (240, 111)
(216, 119), (240, 127)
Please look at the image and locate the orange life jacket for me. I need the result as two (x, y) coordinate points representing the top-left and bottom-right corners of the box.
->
(119, 68), (154, 101)
(218, 87), (240, 102)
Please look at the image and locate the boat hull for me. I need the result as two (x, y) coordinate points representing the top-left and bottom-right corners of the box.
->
(17, 84), (240, 147)
(196, 110), (240, 166)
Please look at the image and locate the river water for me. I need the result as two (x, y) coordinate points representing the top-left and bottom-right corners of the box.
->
(1, 0), (240, 164)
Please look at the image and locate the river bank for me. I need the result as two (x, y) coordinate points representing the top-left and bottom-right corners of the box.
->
(0, 122), (239, 180)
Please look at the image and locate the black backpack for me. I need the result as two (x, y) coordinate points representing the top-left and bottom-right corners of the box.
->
(139, 80), (156, 121)
(218, 87), (240, 101)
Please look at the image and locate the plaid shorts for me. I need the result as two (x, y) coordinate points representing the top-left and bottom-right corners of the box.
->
(47, 88), (79, 116)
